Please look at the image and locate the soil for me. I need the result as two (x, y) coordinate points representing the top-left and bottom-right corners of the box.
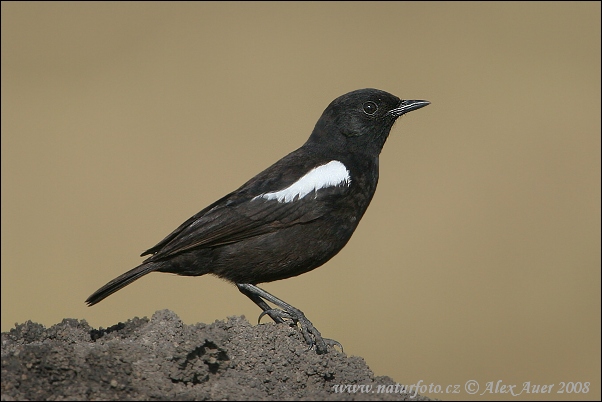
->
(1, 310), (431, 400)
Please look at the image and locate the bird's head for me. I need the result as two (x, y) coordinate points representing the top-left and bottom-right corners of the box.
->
(308, 88), (429, 155)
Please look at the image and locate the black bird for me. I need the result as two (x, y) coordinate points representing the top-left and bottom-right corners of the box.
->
(86, 88), (429, 353)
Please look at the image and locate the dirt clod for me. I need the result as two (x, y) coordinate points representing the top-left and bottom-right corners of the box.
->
(2, 310), (431, 400)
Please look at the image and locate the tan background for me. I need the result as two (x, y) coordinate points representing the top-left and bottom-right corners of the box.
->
(2, 2), (600, 400)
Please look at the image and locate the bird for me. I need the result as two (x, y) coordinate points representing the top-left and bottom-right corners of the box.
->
(86, 88), (429, 354)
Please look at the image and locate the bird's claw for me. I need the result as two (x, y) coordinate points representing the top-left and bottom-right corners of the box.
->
(258, 308), (295, 325)
(258, 307), (342, 354)
(322, 337), (344, 353)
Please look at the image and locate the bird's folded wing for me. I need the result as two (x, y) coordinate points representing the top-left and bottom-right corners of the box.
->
(141, 189), (338, 262)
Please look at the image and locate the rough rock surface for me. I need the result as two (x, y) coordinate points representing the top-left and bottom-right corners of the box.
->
(1, 310), (431, 400)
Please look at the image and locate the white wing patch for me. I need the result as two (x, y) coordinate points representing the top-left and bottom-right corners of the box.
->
(253, 160), (351, 203)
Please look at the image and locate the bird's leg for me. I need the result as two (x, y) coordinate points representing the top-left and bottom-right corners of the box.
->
(237, 283), (288, 325)
(236, 283), (342, 354)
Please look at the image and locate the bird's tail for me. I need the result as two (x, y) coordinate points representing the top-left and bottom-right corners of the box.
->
(85, 262), (161, 306)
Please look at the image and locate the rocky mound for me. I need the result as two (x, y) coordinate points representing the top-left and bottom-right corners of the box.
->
(1, 310), (430, 400)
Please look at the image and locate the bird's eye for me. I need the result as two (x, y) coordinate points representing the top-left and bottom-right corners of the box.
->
(362, 101), (378, 115)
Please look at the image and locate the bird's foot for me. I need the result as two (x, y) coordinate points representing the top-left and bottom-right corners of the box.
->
(238, 283), (342, 354)
(258, 307), (342, 354)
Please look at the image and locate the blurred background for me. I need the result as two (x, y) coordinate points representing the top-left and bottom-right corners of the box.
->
(2, 3), (600, 400)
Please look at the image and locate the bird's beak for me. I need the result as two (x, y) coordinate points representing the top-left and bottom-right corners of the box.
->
(387, 100), (430, 117)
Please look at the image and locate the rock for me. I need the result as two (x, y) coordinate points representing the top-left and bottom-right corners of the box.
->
(1, 310), (431, 400)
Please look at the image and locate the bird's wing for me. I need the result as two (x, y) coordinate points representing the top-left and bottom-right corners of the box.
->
(140, 193), (235, 257)
(141, 153), (351, 261)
